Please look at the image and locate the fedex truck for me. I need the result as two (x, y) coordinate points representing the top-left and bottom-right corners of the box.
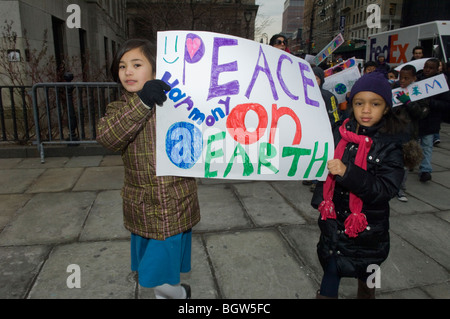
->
(367, 21), (450, 66)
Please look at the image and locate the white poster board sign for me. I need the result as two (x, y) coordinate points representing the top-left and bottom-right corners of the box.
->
(156, 31), (334, 181)
(324, 57), (357, 77)
(322, 66), (361, 104)
(392, 74), (449, 107)
(394, 58), (431, 72)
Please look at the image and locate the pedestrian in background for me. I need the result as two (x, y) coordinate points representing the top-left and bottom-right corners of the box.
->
(97, 39), (200, 299)
(376, 54), (390, 78)
(411, 46), (424, 61)
(387, 69), (399, 86)
(393, 65), (428, 202)
(416, 58), (450, 182)
(313, 67), (341, 128)
(311, 72), (406, 299)
(432, 59), (450, 146)
(269, 34), (291, 53)
(363, 61), (377, 74)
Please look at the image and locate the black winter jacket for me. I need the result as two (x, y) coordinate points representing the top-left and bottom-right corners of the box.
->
(417, 73), (450, 136)
(418, 91), (450, 136)
(313, 66), (341, 128)
(311, 119), (404, 280)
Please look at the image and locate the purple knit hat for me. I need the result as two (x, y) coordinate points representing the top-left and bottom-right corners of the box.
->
(349, 71), (393, 107)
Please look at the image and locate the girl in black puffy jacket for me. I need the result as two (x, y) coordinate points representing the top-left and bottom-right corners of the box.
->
(311, 72), (407, 299)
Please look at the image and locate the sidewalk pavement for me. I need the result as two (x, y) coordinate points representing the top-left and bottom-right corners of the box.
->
(1, 125), (449, 299)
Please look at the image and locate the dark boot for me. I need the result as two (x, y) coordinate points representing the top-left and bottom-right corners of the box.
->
(357, 279), (375, 299)
(316, 290), (338, 299)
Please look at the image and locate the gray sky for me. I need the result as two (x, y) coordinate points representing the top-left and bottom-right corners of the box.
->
(256, 0), (284, 39)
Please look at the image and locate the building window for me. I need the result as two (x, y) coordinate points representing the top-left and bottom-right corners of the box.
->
(52, 16), (66, 76)
(389, 3), (397, 16)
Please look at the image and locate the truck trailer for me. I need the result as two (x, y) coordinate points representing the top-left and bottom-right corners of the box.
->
(367, 21), (450, 66)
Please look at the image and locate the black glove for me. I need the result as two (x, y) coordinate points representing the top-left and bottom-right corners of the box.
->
(137, 80), (171, 109)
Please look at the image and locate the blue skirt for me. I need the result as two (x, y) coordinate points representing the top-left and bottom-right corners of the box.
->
(130, 230), (192, 288)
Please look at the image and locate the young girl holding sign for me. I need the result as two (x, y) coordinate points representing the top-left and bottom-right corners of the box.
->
(97, 39), (200, 299)
(311, 72), (406, 299)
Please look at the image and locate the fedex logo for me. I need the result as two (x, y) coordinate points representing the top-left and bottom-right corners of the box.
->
(369, 34), (409, 64)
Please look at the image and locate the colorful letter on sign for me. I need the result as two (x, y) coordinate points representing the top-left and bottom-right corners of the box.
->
(313, 33), (345, 66)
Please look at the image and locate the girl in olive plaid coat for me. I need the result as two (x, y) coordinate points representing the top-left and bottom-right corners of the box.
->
(97, 39), (200, 299)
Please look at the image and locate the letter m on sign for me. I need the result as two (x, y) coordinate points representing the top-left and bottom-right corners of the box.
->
(425, 80), (442, 93)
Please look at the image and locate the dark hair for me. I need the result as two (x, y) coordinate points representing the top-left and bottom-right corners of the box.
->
(412, 46), (423, 54)
(425, 58), (440, 69)
(364, 61), (377, 68)
(380, 107), (408, 135)
(388, 68), (399, 77)
(400, 65), (417, 76)
(269, 34), (288, 46)
(110, 39), (157, 83)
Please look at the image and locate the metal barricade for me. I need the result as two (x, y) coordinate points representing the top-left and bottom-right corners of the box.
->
(32, 82), (120, 163)
(0, 86), (33, 143)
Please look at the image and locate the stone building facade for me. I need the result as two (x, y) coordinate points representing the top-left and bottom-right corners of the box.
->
(0, 0), (127, 84)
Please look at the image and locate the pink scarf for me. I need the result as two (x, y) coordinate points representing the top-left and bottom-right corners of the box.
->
(319, 119), (373, 238)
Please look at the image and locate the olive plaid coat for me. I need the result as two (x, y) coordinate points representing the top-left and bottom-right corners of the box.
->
(97, 92), (200, 240)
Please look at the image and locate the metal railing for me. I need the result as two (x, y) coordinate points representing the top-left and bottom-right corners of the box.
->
(0, 86), (33, 143)
(32, 82), (120, 162)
